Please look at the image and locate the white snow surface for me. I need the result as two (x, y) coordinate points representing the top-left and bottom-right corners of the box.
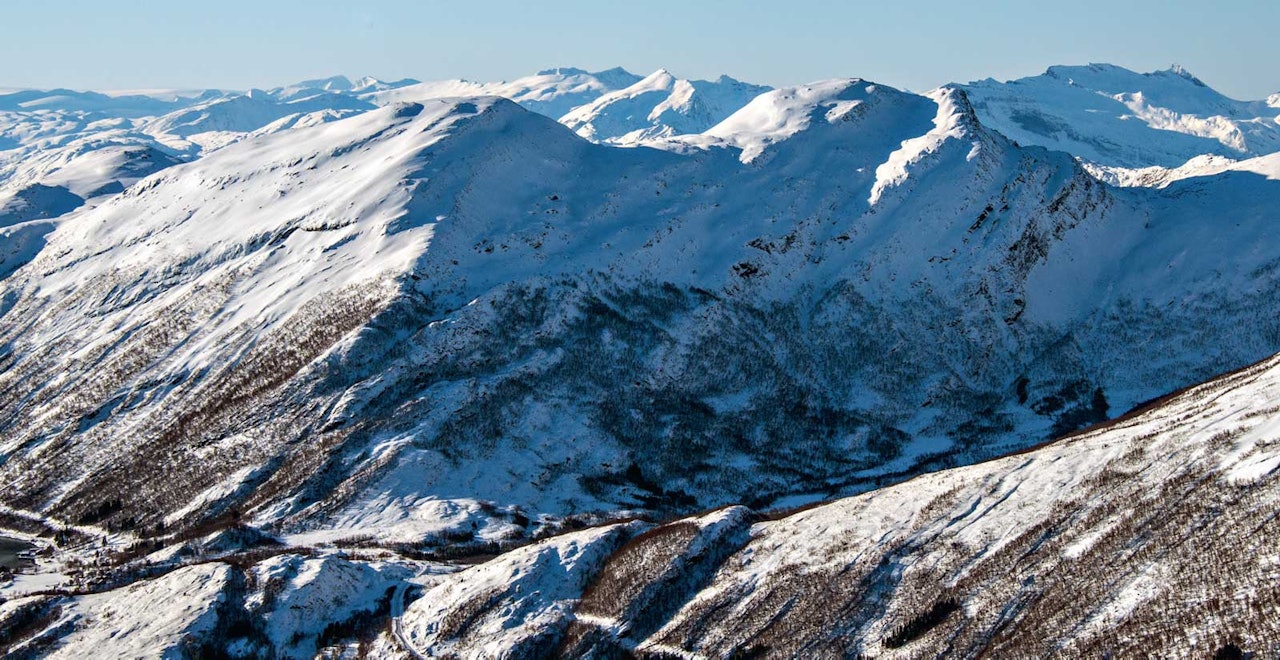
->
(141, 90), (374, 151)
(1086, 150), (1280, 188)
(249, 554), (414, 658)
(400, 522), (640, 657)
(41, 563), (230, 658)
(24, 100), (471, 369)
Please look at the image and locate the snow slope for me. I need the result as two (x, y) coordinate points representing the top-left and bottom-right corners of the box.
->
(0, 111), (188, 275)
(639, 353), (1280, 657)
(246, 554), (414, 658)
(1086, 150), (1280, 188)
(0, 85), (377, 241)
(962, 63), (1280, 167)
(0, 77), (402, 231)
(8, 563), (231, 658)
(0, 552), (427, 658)
(400, 522), (639, 657)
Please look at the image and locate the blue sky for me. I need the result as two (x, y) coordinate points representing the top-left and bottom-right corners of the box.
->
(2, 0), (1276, 99)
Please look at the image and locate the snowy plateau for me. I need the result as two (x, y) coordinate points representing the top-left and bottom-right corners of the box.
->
(0, 63), (1277, 657)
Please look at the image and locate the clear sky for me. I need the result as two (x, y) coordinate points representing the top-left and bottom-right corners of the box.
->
(2, 0), (1276, 99)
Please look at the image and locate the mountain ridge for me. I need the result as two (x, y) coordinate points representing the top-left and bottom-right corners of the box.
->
(1, 77), (1278, 542)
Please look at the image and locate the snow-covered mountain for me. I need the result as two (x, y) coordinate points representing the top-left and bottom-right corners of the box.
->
(0, 142), (182, 277)
(1084, 150), (1280, 188)
(364, 67), (644, 120)
(961, 63), (1280, 168)
(0, 88), (213, 118)
(9, 61), (1267, 240)
(559, 69), (772, 143)
(0, 110), (187, 276)
(0, 77), (417, 238)
(141, 89), (376, 151)
(2, 76), (1279, 547)
(1, 63), (1279, 656)
(271, 74), (420, 102)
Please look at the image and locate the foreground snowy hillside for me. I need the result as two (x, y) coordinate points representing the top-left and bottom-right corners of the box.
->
(5, 335), (1278, 657)
(400, 347), (1280, 658)
(1, 75), (1279, 548)
(961, 63), (1280, 168)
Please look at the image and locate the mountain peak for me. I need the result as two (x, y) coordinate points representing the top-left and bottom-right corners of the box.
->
(559, 68), (769, 143)
(584, 66), (643, 89)
(698, 77), (940, 162)
(1040, 62), (1212, 90)
(1160, 63), (1207, 87)
(535, 67), (590, 77)
(642, 68), (676, 83)
(1043, 62), (1131, 81)
(291, 74), (355, 91)
(531, 66), (641, 85)
(593, 66), (635, 77)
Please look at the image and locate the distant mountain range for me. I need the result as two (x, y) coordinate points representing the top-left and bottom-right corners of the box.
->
(961, 63), (1280, 168)
(4, 63), (1276, 223)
